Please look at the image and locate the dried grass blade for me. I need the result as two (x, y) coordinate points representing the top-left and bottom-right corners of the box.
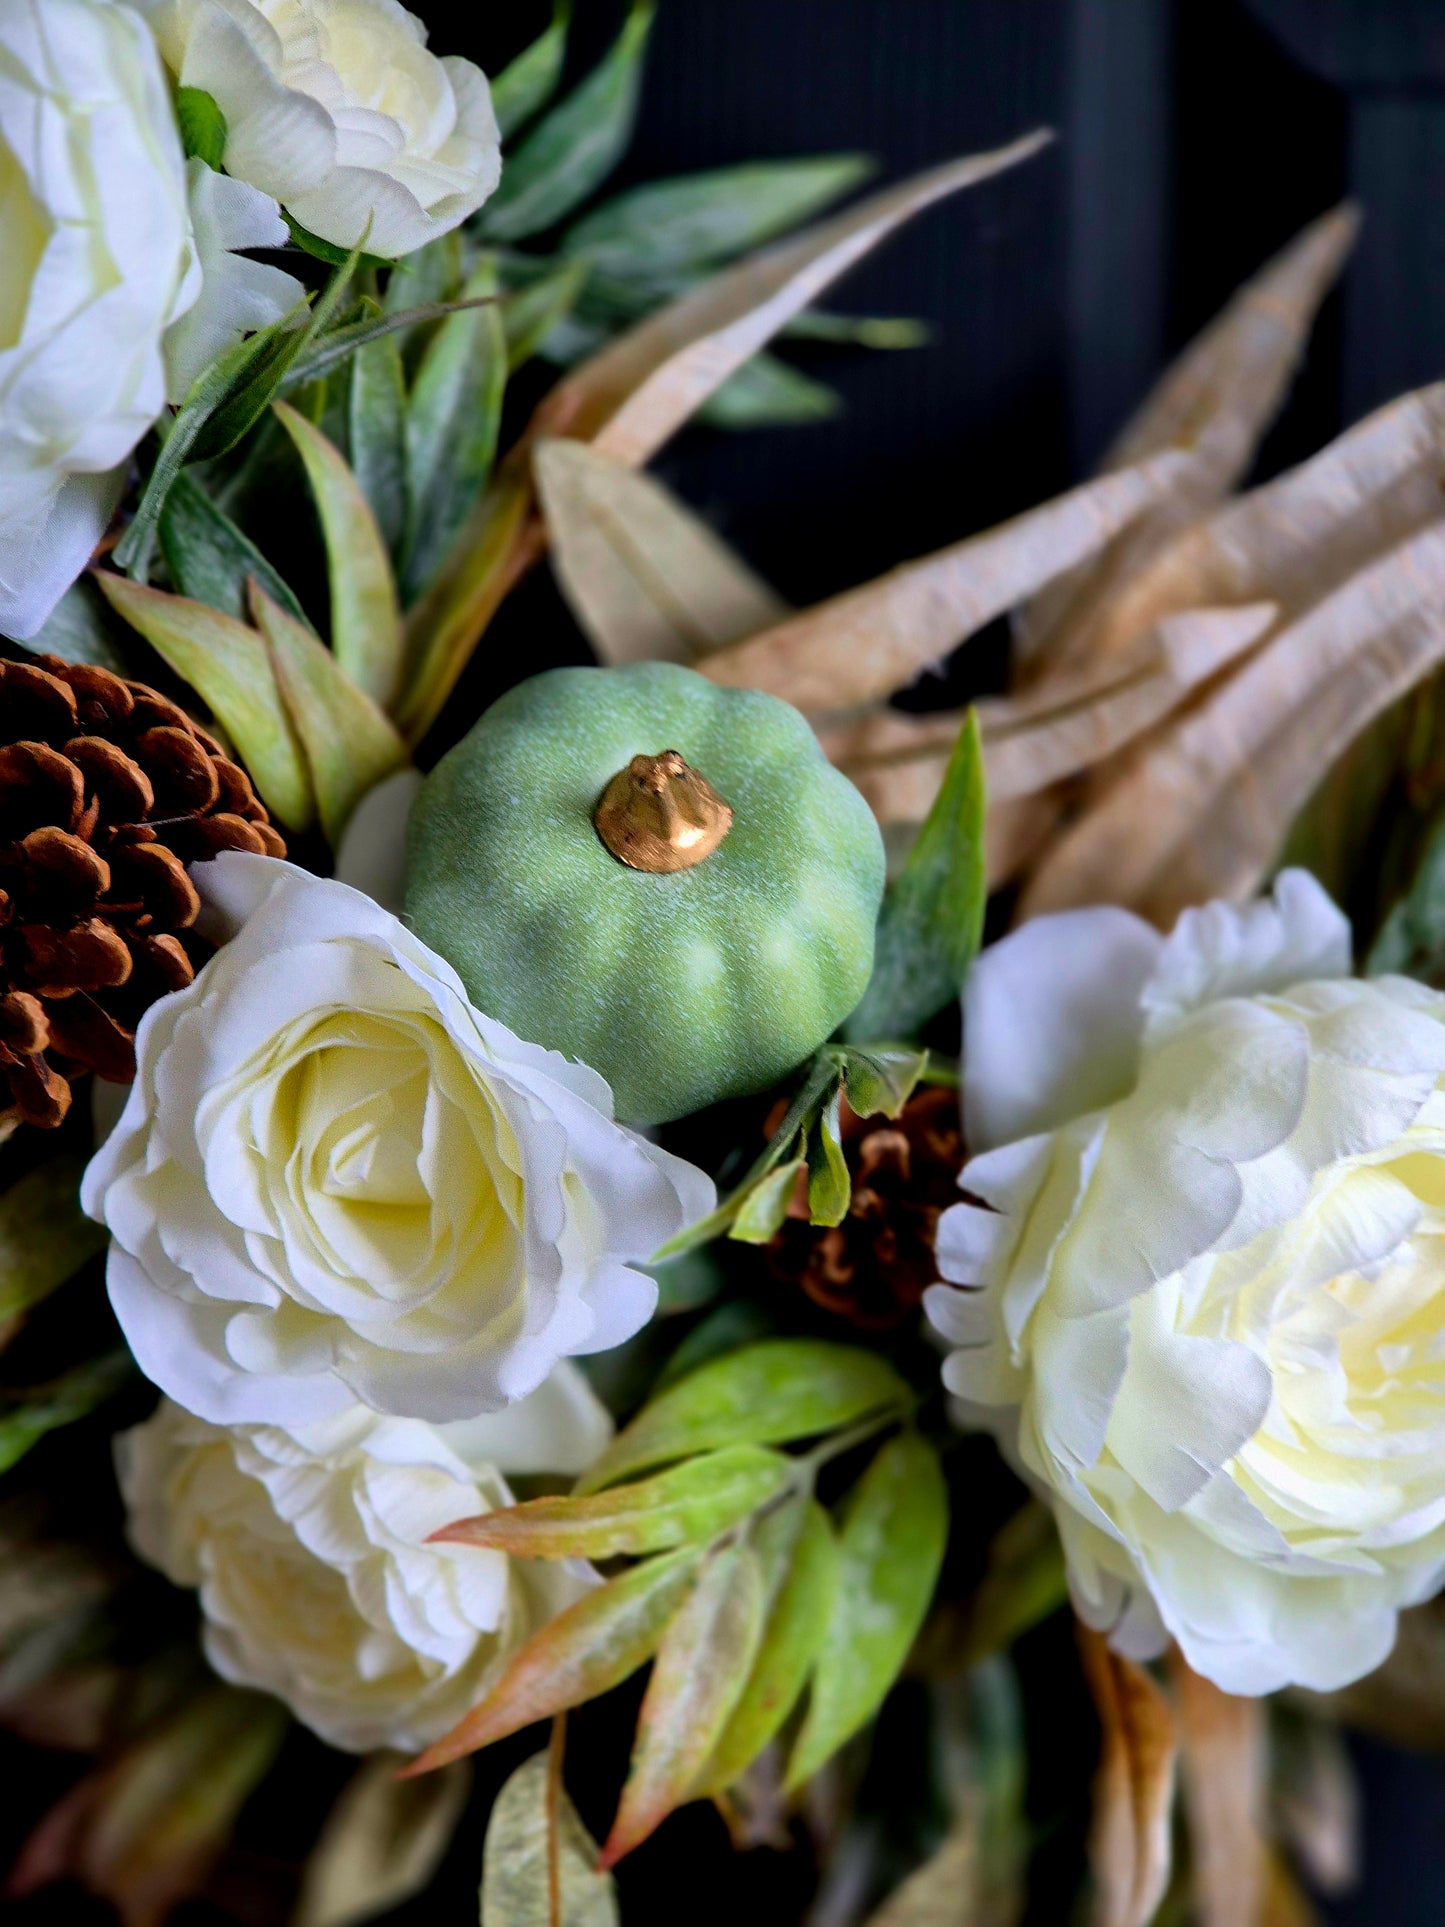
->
(698, 452), (1188, 711)
(1077, 1625), (1176, 1927)
(1169, 1651), (1266, 1927)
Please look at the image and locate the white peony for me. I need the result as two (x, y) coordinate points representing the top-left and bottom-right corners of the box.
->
(137, 0), (501, 258)
(927, 870), (1445, 1695)
(0, 0), (300, 640)
(83, 853), (714, 1427)
(117, 1363), (610, 1752)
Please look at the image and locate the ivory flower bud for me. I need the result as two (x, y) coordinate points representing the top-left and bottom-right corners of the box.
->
(137, 0), (501, 257)
(0, 0), (300, 640)
(117, 1364), (610, 1751)
(928, 870), (1445, 1695)
(83, 854), (714, 1426)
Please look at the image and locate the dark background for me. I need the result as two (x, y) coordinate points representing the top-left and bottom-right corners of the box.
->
(435, 3), (1445, 1921)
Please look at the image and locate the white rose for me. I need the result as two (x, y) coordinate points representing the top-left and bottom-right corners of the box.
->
(927, 869), (1445, 1695)
(137, 0), (501, 257)
(0, 0), (300, 640)
(83, 853), (714, 1426)
(116, 1363), (611, 1751)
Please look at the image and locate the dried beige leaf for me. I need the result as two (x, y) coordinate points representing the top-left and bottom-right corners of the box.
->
(1051, 379), (1445, 677)
(538, 133), (1054, 467)
(294, 1755), (471, 1927)
(864, 1811), (981, 1926)
(1023, 520), (1445, 922)
(1018, 204), (1359, 671)
(1077, 1624), (1176, 1927)
(534, 439), (787, 665)
(1169, 1651), (1266, 1927)
(698, 451), (1189, 712)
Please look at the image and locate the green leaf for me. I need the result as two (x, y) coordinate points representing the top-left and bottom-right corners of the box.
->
(491, 2), (572, 143)
(645, 1247), (724, 1317)
(563, 155), (873, 275)
(296, 1756), (471, 1927)
(729, 1156), (806, 1245)
(407, 1547), (701, 1773)
(653, 1300), (777, 1394)
(0, 1351), (134, 1476)
(697, 1497), (839, 1794)
(845, 710), (987, 1042)
(698, 352), (842, 430)
(576, 1339), (914, 1495)
(280, 296), (502, 395)
(17, 578), (129, 671)
(807, 1088), (851, 1227)
(250, 582), (409, 846)
(435, 1444), (791, 1561)
(0, 1158), (105, 1324)
(94, 573), (314, 830)
(838, 1045), (929, 1120)
(785, 1432), (949, 1789)
(176, 87), (227, 170)
(347, 331), (407, 553)
(503, 257), (589, 371)
(272, 400), (404, 709)
(479, 2), (655, 243)
(158, 472), (308, 627)
(400, 258), (507, 605)
(601, 1540), (766, 1865)
(481, 1749), (617, 1927)
(285, 214), (392, 271)
(961, 1501), (1068, 1667)
(784, 309), (931, 348)
(1370, 810), (1445, 981)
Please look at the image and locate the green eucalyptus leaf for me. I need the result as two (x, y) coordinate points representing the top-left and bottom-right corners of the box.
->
(838, 1044), (929, 1120)
(176, 87), (227, 170)
(408, 1547), (702, 1772)
(479, 2), (654, 243)
(563, 155), (873, 274)
(158, 472), (308, 626)
(400, 257), (507, 604)
(491, 2), (572, 143)
(576, 1339), (913, 1495)
(436, 1444), (790, 1562)
(785, 1432), (949, 1789)
(697, 1496), (839, 1794)
(0, 1351), (135, 1476)
(846, 709), (987, 1041)
(602, 1539), (766, 1866)
(698, 352), (842, 430)
(0, 1158), (105, 1324)
(481, 1750), (617, 1927)
(347, 330), (407, 553)
(807, 1088), (851, 1227)
(729, 1156), (806, 1246)
(502, 257), (589, 371)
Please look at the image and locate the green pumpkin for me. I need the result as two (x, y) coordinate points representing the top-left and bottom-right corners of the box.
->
(405, 662), (885, 1124)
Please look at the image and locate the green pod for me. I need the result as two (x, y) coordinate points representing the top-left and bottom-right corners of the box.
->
(405, 662), (885, 1123)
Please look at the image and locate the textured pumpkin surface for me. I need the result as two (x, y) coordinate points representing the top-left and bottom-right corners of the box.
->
(405, 663), (885, 1124)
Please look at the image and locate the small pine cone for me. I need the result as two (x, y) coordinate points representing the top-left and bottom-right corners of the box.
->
(0, 654), (285, 1131)
(766, 1086), (964, 1330)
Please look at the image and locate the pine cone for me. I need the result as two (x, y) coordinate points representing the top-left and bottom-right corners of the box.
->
(766, 1085), (963, 1330)
(0, 654), (285, 1132)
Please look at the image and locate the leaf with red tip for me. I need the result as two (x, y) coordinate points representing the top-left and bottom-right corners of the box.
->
(600, 1538), (766, 1867)
(404, 1548), (700, 1775)
(433, 1444), (790, 1561)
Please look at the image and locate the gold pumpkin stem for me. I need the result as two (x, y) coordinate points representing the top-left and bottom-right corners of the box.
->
(594, 751), (733, 874)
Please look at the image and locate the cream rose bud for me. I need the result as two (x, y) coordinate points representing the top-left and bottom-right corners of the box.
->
(0, 0), (300, 641)
(137, 0), (501, 258)
(83, 854), (714, 1426)
(117, 1363), (611, 1752)
(927, 870), (1445, 1697)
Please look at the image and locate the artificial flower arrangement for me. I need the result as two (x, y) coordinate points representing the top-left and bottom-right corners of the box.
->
(5, 2), (1445, 1923)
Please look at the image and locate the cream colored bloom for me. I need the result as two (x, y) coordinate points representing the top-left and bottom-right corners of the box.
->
(83, 854), (714, 1426)
(137, 0), (501, 257)
(0, 0), (299, 640)
(928, 871), (1445, 1694)
(117, 1364), (610, 1751)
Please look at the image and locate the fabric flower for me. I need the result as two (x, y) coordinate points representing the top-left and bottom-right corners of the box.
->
(0, 0), (300, 641)
(117, 1363), (609, 1751)
(137, 0), (501, 257)
(927, 869), (1445, 1695)
(83, 853), (714, 1426)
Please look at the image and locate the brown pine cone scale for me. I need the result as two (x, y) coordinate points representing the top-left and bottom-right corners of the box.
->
(0, 654), (285, 1131)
